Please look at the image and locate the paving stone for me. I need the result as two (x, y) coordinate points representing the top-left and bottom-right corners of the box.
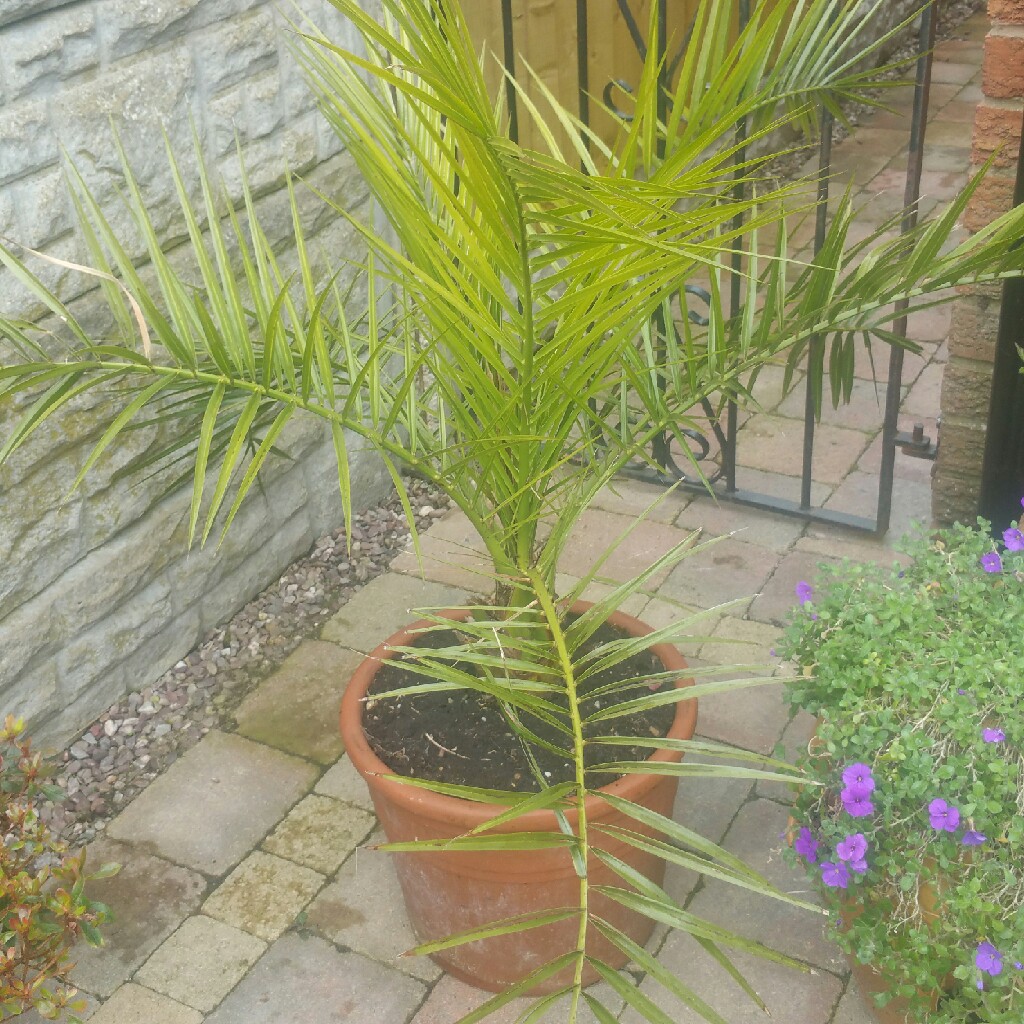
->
(234, 640), (359, 765)
(663, 774), (754, 907)
(736, 414), (871, 485)
(554, 572), (652, 618)
(558, 509), (697, 586)
(107, 731), (317, 876)
(728, 466), (833, 508)
(621, 932), (843, 1024)
(88, 984), (203, 1024)
(755, 709), (818, 804)
(695, 675), (791, 756)
(629, 597), (722, 659)
(314, 754), (375, 812)
(824, 472), (933, 539)
(411, 974), (626, 1023)
(205, 933), (425, 1023)
(321, 572), (469, 652)
(832, 986), (878, 1024)
(389, 508), (495, 592)
(588, 478), (690, 523)
(134, 915), (266, 1013)
(688, 799), (842, 973)
(775, 378), (895, 434)
(305, 835), (441, 982)
(69, 840), (206, 998)
(203, 851), (324, 942)
(261, 793), (375, 875)
(746, 549), (842, 626)
(659, 535), (780, 614)
(795, 533), (908, 567)
(674, 500), (805, 553)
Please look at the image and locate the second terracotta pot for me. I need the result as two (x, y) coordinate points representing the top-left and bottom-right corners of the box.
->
(339, 602), (698, 993)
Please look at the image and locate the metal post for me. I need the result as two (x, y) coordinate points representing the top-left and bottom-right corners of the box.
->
(501, 0), (518, 144)
(576, 0), (590, 155)
(978, 119), (1024, 531)
(724, 0), (751, 494)
(875, 1), (936, 534)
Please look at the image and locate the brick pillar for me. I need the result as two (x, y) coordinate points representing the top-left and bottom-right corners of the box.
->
(933, 0), (1024, 524)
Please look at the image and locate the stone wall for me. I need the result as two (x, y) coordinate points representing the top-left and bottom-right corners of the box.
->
(934, 0), (1024, 523)
(0, 0), (390, 747)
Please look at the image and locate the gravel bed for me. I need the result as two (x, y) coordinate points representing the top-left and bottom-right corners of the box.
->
(49, 477), (449, 848)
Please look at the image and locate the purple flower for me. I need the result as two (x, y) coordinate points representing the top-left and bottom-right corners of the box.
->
(850, 858), (868, 875)
(962, 830), (987, 846)
(1015, 962), (1023, 971)
(1003, 527), (1024, 551)
(835, 833), (868, 863)
(795, 581), (813, 606)
(842, 763), (875, 794)
(821, 861), (850, 889)
(981, 551), (1003, 574)
(983, 728), (1006, 744)
(976, 942), (1003, 977)
(794, 827), (820, 863)
(841, 789), (875, 818)
(928, 798), (960, 832)
(957, 688), (967, 695)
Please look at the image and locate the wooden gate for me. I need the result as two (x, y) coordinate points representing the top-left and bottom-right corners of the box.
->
(462, 1), (703, 151)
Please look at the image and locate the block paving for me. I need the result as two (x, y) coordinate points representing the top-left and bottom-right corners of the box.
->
(56, 19), (984, 1024)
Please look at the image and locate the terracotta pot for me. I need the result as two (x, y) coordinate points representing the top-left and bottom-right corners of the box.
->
(339, 601), (698, 993)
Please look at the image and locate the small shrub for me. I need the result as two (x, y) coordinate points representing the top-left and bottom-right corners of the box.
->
(1, 717), (117, 1021)
(780, 517), (1024, 1023)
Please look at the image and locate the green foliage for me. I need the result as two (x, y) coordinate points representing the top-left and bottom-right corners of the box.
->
(0, 717), (117, 1022)
(780, 520), (1024, 1023)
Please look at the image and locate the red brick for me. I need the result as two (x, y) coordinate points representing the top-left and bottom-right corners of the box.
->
(989, 0), (1024, 24)
(964, 168), (1019, 230)
(983, 34), (1024, 98)
(971, 102), (1024, 166)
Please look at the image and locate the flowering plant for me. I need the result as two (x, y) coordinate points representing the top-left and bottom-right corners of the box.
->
(1, 716), (117, 1021)
(779, 513), (1024, 1023)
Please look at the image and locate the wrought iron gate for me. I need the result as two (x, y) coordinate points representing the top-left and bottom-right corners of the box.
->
(492, 0), (942, 535)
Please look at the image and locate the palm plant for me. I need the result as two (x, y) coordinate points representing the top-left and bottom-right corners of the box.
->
(3, 0), (1024, 1020)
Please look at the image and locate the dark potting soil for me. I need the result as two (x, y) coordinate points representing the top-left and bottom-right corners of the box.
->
(362, 620), (681, 793)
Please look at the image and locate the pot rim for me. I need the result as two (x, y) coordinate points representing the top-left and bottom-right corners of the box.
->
(340, 600), (698, 831)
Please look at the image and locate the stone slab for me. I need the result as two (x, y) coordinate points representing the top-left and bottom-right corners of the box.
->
(321, 572), (469, 653)
(262, 793), (375, 875)
(832, 987), (878, 1024)
(204, 933), (425, 1023)
(305, 836), (441, 983)
(314, 754), (375, 812)
(659, 536), (780, 614)
(673, 500), (805, 553)
(389, 508), (494, 592)
(88, 984), (202, 1024)
(688, 799), (842, 973)
(203, 850), (324, 942)
(69, 840), (206, 999)
(557, 510), (694, 586)
(412, 974), (626, 1023)
(107, 731), (318, 876)
(746, 549), (842, 627)
(621, 932), (843, 1024)
(134, 915), (266, 1013)
(234, 640), (360, 764)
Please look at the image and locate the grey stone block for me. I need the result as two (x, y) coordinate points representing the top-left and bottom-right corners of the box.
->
(70, 838), (207, 999)
(106, 730), (318, 876)
(88, 984), (202, 1024)
(262, 794), (375, 875)
(193, 9), (278, 96)
(134, 915), (266, 1013)
(11, 165), (74, 246)
(205, 933), (426, 1024)
(0, 98), (55, 184)
(1, 6), (98, 103)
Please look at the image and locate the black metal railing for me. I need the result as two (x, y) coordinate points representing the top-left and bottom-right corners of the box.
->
(498, 0), (940, 535)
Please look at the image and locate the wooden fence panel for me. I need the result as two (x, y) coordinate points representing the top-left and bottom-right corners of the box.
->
(462, 1), (706, 153)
